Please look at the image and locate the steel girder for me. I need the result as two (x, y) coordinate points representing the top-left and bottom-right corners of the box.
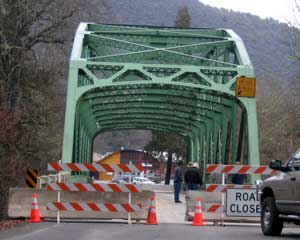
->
(62, 23), (259, 172)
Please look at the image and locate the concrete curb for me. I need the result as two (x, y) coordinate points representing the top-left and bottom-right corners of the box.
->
(8, 188), (154, 220)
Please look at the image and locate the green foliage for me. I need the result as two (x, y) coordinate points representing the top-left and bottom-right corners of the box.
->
(175, 6), (191, 27)
(144, 131), (187, 161)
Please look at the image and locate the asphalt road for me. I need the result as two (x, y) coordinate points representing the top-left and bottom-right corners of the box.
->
(1, 222), (300, 240)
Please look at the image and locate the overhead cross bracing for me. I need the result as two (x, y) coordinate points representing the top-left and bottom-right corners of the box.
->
(62, 23), (259, 171)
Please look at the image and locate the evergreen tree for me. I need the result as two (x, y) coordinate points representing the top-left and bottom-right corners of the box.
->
(175, 6), (191, 27)
(144, 6), (192, 184)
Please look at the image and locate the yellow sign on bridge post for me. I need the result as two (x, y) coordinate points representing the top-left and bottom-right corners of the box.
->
(236, 77), (256, 97)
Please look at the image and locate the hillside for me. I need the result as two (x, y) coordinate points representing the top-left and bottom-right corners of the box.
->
(2, 0), (299, 220)
(91, 0), (300, 161)
(104, 0), (296, 82)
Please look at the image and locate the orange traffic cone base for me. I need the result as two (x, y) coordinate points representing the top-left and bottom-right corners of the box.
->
(192, 197), (205, 226)
(29, 194), (43, 223)
(192, 213), (205, 226)
(146, 196), (158, 225)
(146, 214), (158, 225)
(29, 209), (42, 223)
(29, 218), (42, 222)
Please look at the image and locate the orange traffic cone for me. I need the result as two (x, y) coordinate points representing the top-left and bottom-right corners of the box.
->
(192, 197), (205, 226)
(146, 196), (158, 225)
(29, 193), (42, 223)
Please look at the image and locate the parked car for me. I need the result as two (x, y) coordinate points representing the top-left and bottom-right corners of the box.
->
(112, 175), (129, 184)
(132, 177), (155, 185)
(257, 148), (300, 236)
(148, 174), (164, 184)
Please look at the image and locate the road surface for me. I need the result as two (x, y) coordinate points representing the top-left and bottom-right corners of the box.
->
(1, 222), (300, 240)
(156, 191), (186, 223)
(1, 191), (300, 239)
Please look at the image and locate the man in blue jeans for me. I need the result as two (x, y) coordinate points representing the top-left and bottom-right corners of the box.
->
(184, 162), (203, 221)
(174, 161), (183, 203)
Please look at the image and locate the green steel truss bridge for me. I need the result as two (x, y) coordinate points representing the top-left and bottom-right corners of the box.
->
(62, 23), (259, 170)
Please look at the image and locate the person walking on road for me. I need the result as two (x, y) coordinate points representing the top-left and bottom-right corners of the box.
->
(184, 162), (203, 190)
(174, 161), (183, 203)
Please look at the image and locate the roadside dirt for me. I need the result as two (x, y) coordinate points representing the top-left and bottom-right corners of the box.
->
(0, 219), (28, 231)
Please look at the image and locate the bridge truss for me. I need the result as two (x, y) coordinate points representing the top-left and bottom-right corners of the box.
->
(62, 23), (259, 170)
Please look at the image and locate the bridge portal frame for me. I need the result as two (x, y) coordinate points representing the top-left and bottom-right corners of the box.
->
(62, 23), (259, 171)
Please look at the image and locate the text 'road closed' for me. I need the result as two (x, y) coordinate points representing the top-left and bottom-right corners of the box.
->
(226, 188), (260, 217)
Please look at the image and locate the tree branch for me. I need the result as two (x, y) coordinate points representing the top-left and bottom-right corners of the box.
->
(25, 6), (75, 49)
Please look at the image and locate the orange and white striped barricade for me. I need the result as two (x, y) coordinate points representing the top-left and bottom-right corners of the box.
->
(206, 184), (255, 193)
(47, 162), (143, 224)
(206, 164), (276, 175)
(205, 203), (223, 214)
(47, 183), (142, 193)
(205, 164), (275, 225)
(48, 162), (143, 173)
(47, 202), (142, 212)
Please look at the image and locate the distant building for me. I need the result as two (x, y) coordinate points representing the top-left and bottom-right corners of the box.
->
(93, 150), (160, 181)
(92, 152), (104, 162)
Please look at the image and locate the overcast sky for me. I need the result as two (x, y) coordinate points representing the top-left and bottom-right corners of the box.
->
(199, 0), (298, 24)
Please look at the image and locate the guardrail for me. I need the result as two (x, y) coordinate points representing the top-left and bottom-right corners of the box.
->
(37, 172), (70, 188)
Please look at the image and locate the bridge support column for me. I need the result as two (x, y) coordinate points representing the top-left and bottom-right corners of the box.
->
(62, 68), (78, 163)
(240, 98), (260, 166)
(189, 136), (195, 163)
(194, 134), (200, 163)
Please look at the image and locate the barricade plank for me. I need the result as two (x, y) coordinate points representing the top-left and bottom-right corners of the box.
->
(48, 162), (143, 173)
(206, 184), (255, 192)
(206, 164), (275, 175)
(205, 203), (223, 213)
(47, 202), (142, 212)
(47, 183), (142, 193)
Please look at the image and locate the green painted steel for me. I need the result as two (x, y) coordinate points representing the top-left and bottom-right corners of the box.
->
(62, 23), (259, 172)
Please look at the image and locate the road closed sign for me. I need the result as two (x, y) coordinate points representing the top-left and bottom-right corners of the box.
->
(226, 188), (260, 217)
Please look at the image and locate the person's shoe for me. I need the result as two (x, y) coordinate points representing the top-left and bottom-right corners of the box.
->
(175, 201), (183, 203)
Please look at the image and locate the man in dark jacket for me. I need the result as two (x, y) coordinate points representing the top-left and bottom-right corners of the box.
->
(184, 162), (203, 190)
(173, 161), (183, 203)
(231, 161), (245, 184)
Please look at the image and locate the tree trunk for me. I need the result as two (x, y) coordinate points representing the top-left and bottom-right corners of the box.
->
(165, 150), (173, 185)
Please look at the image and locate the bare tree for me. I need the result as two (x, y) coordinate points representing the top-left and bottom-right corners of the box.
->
(0, 0), (78, 219)
(289, 0), (300, 62)
(0, 0), (78, 109)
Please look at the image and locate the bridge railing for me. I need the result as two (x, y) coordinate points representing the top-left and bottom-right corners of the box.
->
(37, 171), (70, 188)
